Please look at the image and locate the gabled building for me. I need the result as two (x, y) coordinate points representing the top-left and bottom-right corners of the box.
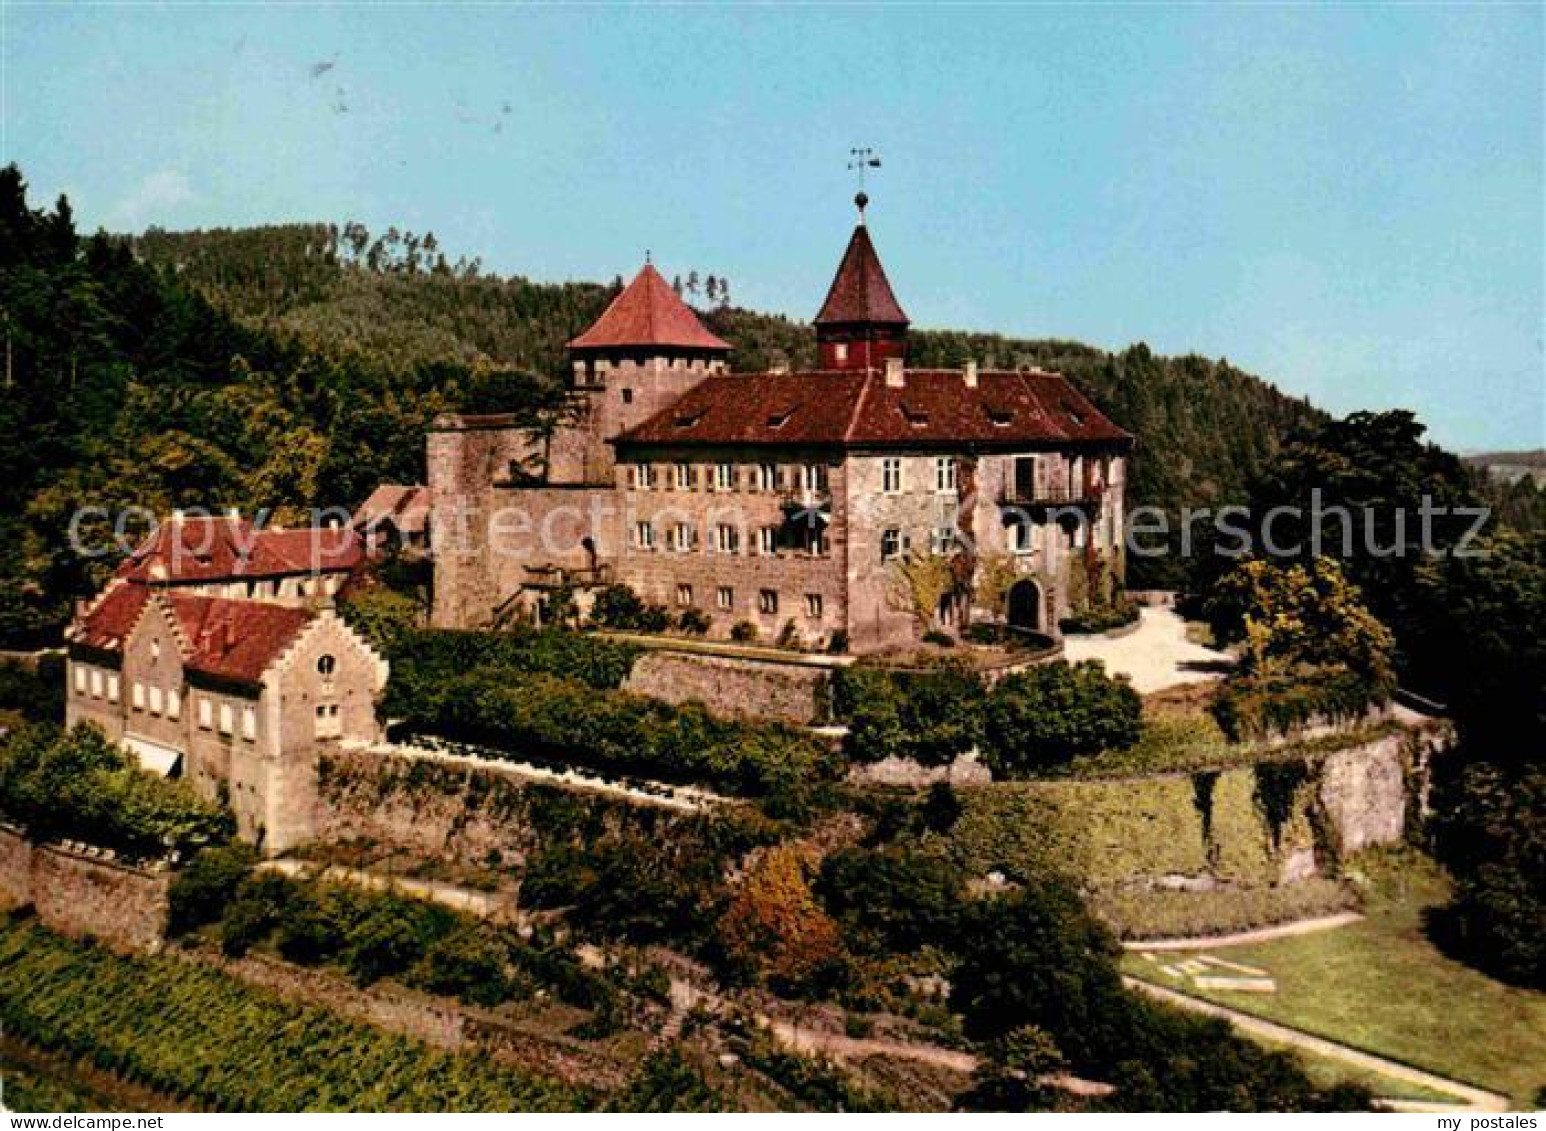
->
(429, 198), (1132, 652)
(66, 579), (387, 854)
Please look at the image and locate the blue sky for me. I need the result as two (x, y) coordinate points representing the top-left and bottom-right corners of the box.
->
(4, 2), (1541, 452)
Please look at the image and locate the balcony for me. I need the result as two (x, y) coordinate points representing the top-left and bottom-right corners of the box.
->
(998, 483), (1103, 517)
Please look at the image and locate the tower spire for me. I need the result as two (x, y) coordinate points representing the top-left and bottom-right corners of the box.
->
(848, 147), (881, 225)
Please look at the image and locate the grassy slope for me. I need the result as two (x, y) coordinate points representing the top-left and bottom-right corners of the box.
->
(1121, 852), (1546, 1108)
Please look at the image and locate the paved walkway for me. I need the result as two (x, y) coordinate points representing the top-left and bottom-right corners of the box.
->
(259, 858), (522, 921)
(1123, 911), (1365, 951)
(1062, 606), (1231, 695)
(1125, 977), (1509, 1112)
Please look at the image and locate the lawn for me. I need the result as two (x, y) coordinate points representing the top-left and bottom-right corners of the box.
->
(1121, 851), (1546, 1109)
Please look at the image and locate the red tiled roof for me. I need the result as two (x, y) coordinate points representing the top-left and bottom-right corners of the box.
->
(567, 264), (731, 352)
(614, 369), (1132, 450)
(354, 485), (429, 535)
(73, 584), (316, 685)
(115, 517), (363, 584)
(72, 583), (151, 652)
(814, 225), (909, 327)
(164, 592), (314, 685)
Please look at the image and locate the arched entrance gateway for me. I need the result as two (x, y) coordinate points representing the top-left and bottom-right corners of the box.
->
(1005, 578), (1042, 632)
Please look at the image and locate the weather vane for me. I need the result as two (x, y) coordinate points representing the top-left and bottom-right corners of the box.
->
(848, 147), (882, 222)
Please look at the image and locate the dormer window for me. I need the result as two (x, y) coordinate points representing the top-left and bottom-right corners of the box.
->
(766, 407), (796, 429)
(900, 402), (929, 427)
(674, 409), (705, 429)
(985, 404), (1014, 426)
(1063, 401), (1086, 427)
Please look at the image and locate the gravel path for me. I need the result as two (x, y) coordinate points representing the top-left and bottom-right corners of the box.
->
(1061, 606), (1232, 694)
(1125, 977), (1509, 1112)
(1122, 911), (1365, 951)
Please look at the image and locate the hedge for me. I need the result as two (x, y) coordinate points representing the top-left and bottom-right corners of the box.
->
(0, 724), (234, 862)
(392, 667), (843, 814)
(381, 625), (641, 709)
(832, 660), (986, 767)
(1212, 666), (1389, 742)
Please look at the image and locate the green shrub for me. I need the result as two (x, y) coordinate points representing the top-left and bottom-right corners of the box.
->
(981, 661), (1141, 776)
(338, 585), (421, 653)
(167, 842), (258, 936)
(0, 656), (64, 724)
(921, 630), (955, 647)
(730, 621), (758, 643)
(834, 660), (986, 767)
(1058, 598), (1140, 636)
(675, 608), (712, 636)
(345, 895), (455, 986)
(1211, 666), (1387, 742)
(0, 724), (235, 862)
(817, 844), (965, 953)
(219, 872), (295, 957)
(589, 584), (670, 632)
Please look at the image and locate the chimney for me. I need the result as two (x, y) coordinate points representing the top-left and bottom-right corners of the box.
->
(964, 360), (979, 388)
(225, 507), (240, 521)
(884, 356), (905, 388)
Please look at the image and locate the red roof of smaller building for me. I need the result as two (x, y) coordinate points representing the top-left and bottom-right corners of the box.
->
(73, 583), (317, 686)
(614, 368), (1132, 451)
(567, 264), (731, 353)
(354, 485), (430, 535)
(115, 517), (363, 584)
(814, 225), (909, 327)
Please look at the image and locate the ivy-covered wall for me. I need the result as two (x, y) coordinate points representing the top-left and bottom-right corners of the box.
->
(931, 730), (1422, 890)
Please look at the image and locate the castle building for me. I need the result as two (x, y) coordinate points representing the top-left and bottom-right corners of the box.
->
(429, 199), (1132, 652)
(66, 514), (386, 854)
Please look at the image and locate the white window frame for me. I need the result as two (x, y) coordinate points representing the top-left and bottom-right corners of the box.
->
(881, 528), (903, 562)
(756, 463), (778, 492)
(149, 685), (164, 716)
(74, 666), (87, 694)
(716, 586), (734, 611)
(167, 688), (180, 719)
(882, 457), (903, 494)
(218, 702), (234, 736)
(935, 456), (958, 494)
(805, 593), (823, 619)
(758, 526), (779, 556)
(674, 462), (692, 491)
(198, 696), (213, 730)
(1011, 519), (1034, 555)
(675, 584), (694, 607)
(132, 681), (145, 710)
(108, 673), (120, 703)
(670, 522), (693, 553)
(714, 463), (735, 492)
(930, 527), (956, 557)
(634, 521), (655, 551)
(758, 589), (779, 615)
(714, 523), (740, 555)
(242, 705), (257, 741)
(315, 703), (342, 740)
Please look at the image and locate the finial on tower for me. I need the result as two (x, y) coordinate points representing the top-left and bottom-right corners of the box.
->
(848, 147), (881, 224)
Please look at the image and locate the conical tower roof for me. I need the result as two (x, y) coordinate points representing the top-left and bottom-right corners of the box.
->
(814, 225), (909, 328)
(567, 263), (730, 352)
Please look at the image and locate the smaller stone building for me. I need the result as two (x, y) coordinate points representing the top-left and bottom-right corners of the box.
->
(66, 579), (387, 854)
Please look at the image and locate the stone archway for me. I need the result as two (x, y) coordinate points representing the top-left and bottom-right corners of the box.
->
(1006, 578), (1042, 632)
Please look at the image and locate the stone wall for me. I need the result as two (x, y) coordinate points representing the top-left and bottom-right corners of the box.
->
(0, 825), (171, 953)
(623, 649), (834, 725)
(1317, 732), (1409, 857)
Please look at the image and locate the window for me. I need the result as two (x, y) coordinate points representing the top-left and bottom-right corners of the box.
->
(674, 462), (692, 490)
(758, 590), (779, 615)
(716, 586), (734, 611)
(107, 674), (120, 703)
(882, 457), (903, 494)
(198, 697), (213, 729)
(930, 527), (957, 557)
(1011, 519), (1034, 555)
(758, 526), (779, 556)
(807, 526), (829, 557)
(669, 522), (694, 553)
(218, 703), (234, 736)
(676, 584), (694, 607)
(315, 703), (341, 740)
(167, 688), (180, 719)
(621, 387), (634, 404)
(634, 521), (656, 550)
(833, 342), (848, 362)
(802, 463), (828, 494)
(713, 523), (740, 554)
(714, 463), (735, 491)
(242, 705), (257, 740)
(935, 456), (958, 494)
(881, 528), (903, 562)
(805, 593), (824, 619)
(756, 463), (778, 491)
(629, 463), (654, 491)
(149, 685), (164, 715)
(317, 654), (336, 678)
(132, 682), (145, 710)
(90, 669), (103, 698)
(74, 666), (87, 694)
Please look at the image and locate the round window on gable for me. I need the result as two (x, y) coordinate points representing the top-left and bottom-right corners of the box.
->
(317, 654), (336, 677)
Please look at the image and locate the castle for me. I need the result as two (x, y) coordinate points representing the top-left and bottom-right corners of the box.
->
(430, 197), (1133, 652)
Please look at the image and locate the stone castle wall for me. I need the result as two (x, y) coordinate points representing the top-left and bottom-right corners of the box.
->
(623, 649), (834, 725)
(0, 825), (171, 953)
